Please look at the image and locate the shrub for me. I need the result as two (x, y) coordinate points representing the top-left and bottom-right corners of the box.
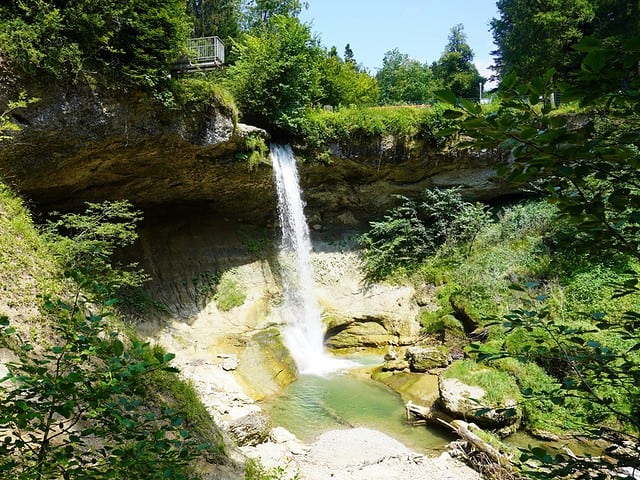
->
(358, 188), (490, 279)
(214, 269), (246, 311)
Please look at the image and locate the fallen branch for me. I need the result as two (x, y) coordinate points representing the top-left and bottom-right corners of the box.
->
(438, 418), (513, 470)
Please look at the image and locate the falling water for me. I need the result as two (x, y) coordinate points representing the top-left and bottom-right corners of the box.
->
(271, 144), (351, 375)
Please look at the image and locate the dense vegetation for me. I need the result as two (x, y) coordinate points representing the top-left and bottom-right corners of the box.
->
(0, 191), (226, 479)
(358, 3), (640, 476)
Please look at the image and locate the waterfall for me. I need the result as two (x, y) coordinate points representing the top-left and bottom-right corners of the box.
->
(271, 144), (350, 376)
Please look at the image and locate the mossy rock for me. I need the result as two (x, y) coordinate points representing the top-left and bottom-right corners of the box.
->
(405, 345), (451, 372)
(448, 294), (481, 333)
(439, 359), (522, 430)
(237, 327), (297, 400)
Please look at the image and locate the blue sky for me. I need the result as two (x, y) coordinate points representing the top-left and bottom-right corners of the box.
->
(300, 0), (499, 84)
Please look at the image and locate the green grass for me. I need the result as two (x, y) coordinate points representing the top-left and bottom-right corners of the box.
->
(0, 183), (59, 332)
(293, 103), (454, 151)
(442, 359), (521, 406)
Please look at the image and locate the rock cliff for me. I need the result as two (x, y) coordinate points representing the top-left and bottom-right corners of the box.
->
(0, 84), (512, 226)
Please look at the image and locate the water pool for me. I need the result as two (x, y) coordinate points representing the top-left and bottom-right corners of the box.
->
(259, 369), (453, 453)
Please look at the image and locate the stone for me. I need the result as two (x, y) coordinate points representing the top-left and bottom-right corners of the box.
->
(438, 376), (521, 430)
(405, 345), (450, 372)
(226, 411), (272, 447)
(319, 279), (421, 350)
(381, 359), (410, 372)
(220, 354), (238, 371)
(269, 426), (298, 444)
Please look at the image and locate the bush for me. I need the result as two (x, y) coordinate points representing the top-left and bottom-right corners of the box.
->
(290, 103), (455, 150)
(358, 188), (489, 279)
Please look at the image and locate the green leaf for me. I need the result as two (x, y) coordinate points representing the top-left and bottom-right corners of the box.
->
(112, 339), (124, 357)
(163, 353), (176, 363)
(582, 51), (606, 73)
(442, 109), (464, 119)
(434, 89), (457, 105)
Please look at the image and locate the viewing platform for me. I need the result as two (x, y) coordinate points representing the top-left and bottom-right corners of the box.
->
(174, 36), (225, 72)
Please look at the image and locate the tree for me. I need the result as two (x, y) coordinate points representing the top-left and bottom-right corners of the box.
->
(187, 0), (241, 40)
(376, 48), (438, 105)
(226, 15), (323, 128)
(0, 200), (209, 479)
(242, 0), (307, 29)
(0, 0), (192, 90)
(319, 48), (379, 107)
(344, 43), (355, 65)
(490, 0), (595, 82)
(432, 24), (483, 100)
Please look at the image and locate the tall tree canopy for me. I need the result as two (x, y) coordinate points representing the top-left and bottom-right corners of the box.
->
(0, 0), (191, 90)
(490, 0), (595, 82)
(432, 24), (483, 100)
(319, 48), (379, 107)
(376, 48), (438, 105)
(226, 15), (322, 128)
(187, 0), (241, 40)
(242, 0), (307, 29)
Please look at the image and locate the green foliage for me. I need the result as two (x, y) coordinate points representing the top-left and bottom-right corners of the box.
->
(188, 0), (241, 40)
(318, 51), (379, 107)
(0, 0), (191, 91)
(44, 201), (149, 301)
(291, 103), (454, 151)
(225, 15), (323, 129)
(0, 183), (60, 320)
(171, 75), (239, 121)
(239, 133), (270, 170)
(0, 302), (201, 479)
(432, 24), (483, 100)
(242, 0), (307, 30)
(358, 188), (490, 279)
(0, 92), (39, 142)
(214, 269), (247, 311)
(244, 458), (299, 480)
(491, 0), (596, 82)
(438, 33), (640, 478)
(376, 48), (439, 105)
(491, 0), (638, 83)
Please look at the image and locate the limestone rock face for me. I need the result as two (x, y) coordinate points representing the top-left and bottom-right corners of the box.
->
(314, 251), (421, 349)
(0, 82), (515, 225)
(226, 411), (272, 447)
(0, 83), (276, 222)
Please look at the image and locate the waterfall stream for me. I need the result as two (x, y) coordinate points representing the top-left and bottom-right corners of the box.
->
(271, 144), (351, 375)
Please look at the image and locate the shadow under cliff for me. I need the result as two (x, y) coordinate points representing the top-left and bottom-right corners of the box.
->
(121, 201), (278, 323)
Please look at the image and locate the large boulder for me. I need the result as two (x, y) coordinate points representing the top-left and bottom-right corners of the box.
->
(226, 411), (272, 447)
(438, 363), (522, 431)
(405, 345), (450, 372)
(315, 252), (421, 349)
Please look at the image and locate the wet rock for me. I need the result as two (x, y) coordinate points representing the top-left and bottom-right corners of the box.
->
(381, 359), (410, 372)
